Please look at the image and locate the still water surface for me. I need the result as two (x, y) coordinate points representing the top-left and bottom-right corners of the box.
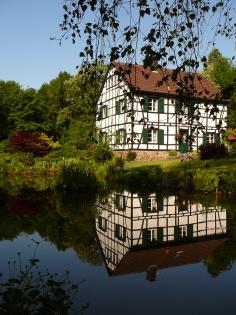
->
(0, 190), (235, 314)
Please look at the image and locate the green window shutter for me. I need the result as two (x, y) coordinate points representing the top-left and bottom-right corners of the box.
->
(98, 108), (102, 120)
(203, 132), (208, 144)
(141, 196), (149, 212)
(115, 101), (120, 114)
(215, 133), (220, 145)
(115, 224), (119, 238)
(158, 97), (165, 113)
(157, 228), (164, 243)
(123, 227), (127, 242)
(123, 129), (127, 144)
(158, 129), (164, 145)
(142, 229), (148, 245)
(187, 224), (193, 240)
(115, 130), (120, 144)
(124, 97), (128, 110)
(143, 96), (149, 112)
(98, 217), (102, 229)
(142, 128), (148, 144)
(157, 196), (164, 212)
(175, 99), (181, 114)
(174, 226), (181, 241)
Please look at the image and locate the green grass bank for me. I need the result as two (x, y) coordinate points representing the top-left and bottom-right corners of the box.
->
(1, 151), (236, 195)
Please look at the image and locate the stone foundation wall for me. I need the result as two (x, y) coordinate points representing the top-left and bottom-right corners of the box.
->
(113, 150), (197, 161)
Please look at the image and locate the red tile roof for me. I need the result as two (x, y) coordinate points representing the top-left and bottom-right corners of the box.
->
(109, 238), (227, 277)
(112, 62), (222, 101)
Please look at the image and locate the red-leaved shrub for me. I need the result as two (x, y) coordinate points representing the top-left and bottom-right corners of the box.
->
(9, 132), (60, 156)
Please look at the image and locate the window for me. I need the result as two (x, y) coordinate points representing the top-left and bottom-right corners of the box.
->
(105, 247), (118, 264)
(175, 225), (193, 241)
(148, 98), (158, 111)
(207, 132), (215, 144)
(148, 128), (157, 143)
(98, 217), (107, 232)
(148, 229), (158, 242)
(115, 224), (126, 242)
(142, 128), (164, 144)
(175, 197), (188, 212)
(116, 129), (126, 144)
(100, 105), (107, 119)
(180, 226), (188, 238)
(203, 132), (219, 144)
(142, 195), (163, 212)
(148, 195), (157, 212)
(115, 98), (127, 114)
(143, 228), (164, 243)
(143, 96), (164, 112)
(115, 194), (126, 210)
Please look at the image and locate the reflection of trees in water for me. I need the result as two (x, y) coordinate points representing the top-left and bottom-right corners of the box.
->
(2, 188), (236, 277)
(0, 190), (103, 266)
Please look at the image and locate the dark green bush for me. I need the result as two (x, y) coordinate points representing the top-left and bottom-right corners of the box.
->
(61, 161), (97, 191)
(199, 143), (228, 160)
(126, 150), (137, 161)
(93, 143), (113, 163)
(193, 169), (219, 192)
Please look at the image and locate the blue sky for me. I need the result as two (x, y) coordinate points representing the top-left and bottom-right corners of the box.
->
(0, 0), (235, 90)
(0, 0), (79, 89)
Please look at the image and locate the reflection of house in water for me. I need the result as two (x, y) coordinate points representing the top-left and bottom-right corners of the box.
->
(96, 192), (227, 280)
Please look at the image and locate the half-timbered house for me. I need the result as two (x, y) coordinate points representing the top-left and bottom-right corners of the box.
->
(96, 63), (227, 156)
(96, 191), (227, 278)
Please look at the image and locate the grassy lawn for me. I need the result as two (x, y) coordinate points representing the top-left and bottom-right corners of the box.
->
(125, 156), (236, 172)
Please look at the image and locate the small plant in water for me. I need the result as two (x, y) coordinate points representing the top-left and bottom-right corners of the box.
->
(0, 241), (88, 315)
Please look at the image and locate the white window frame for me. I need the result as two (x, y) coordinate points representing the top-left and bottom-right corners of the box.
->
(207, 132), (215, 144)
(180, 225), (188, 238)
(119, 98), (126, 113)
(148, 98), (158, 111)
(118, 195), (125, 210)
(105, 247), (118, 264)
(101, 105), (107, 119)
(117, 129), (126, 144)
(148, 194), (157, 212)
(147, 229), (158, 242)
(101, 217), (107, 231)
(115, 224), (126, 241)
(148, 128), (157, 143)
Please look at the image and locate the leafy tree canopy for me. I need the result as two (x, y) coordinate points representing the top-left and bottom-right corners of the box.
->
(60, 0), (235, 74)
(203, 49), (236, 95)
(203, 49), (236, 128)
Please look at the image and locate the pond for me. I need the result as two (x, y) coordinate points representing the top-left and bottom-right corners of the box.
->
(0, 189), (235, 314)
